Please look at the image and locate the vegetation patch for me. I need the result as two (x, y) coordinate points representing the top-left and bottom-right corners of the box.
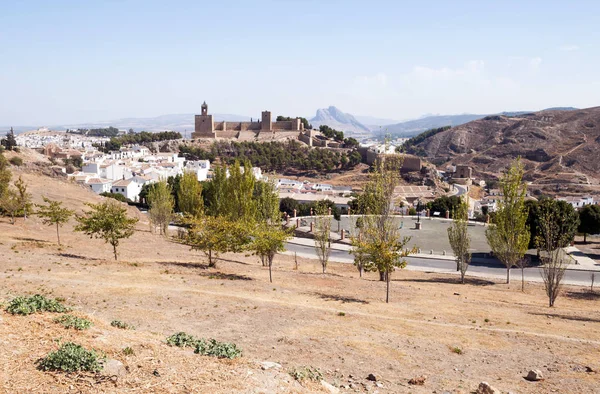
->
(111, 320), (134, 330)
(166, 332), (242, 359)
(288, 366), (323, 382)
(5, 294), (69, 315)
(37, 342), (104, 373)
(54, 314), (93, 330)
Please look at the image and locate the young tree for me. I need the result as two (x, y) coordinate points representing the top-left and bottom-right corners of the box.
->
(515, 255), (530, 292)
(35, 197), (75, 245)
(184, 215), (248, 268)
(147, 179), (174, 235)
(177, 171), (203, 217)
(251, 224), (293, 282)
(485, 158), (530, 284)
(74, 201), (138, 260)
(313, 202), (332, 273)
(0, 153), (12, 198)
(536, 203), (573, 307)
(223, 160), (256, 222)
(13, 175), (32, 219)
(352, 158), (416, 301)
(578, 204), (600, 243)
(447, 197), (471, 284)
(0, 188), (20, 224)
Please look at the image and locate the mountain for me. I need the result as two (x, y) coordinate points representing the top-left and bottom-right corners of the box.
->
(309, 106), (371, 135)
(382, 114), (487, 137)
(382, 107), (580, 138)
(354, 115), (403, 128)
(408, 106), (600, 186)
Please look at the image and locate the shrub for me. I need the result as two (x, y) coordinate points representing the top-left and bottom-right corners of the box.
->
(9, 156), (23, 166)
(37, 342), (104, 373)
(166, 332), (242, 359)
(166, 332), (199, 348)
(99, 192), (130, 203)
(111, 320), (134, 330)
(451, 346), (463, 355)
(54, 314), (93, 330)
(5, 294), (69, 315)
(288, 366), (323, 382)
(194, 339), (242, 359)
(337, 312), (346, 316)
(408, 208), (417, 215)
(122, 347), (135, 356)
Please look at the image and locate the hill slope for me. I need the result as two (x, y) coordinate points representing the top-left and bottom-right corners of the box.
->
(309, 106), (371, 135)
(410, 107), (600, 185)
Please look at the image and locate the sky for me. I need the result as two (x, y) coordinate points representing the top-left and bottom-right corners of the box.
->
(1, 0), (599, 126)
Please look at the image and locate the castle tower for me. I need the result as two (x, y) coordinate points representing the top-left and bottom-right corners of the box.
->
(192, 101), (214, 139)
(261, 111), (272, 131)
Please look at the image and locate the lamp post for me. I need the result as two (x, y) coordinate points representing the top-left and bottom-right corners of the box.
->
(415, 200), (422, 230)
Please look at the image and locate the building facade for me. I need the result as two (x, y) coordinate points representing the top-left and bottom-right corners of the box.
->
(191, 102), (304, 139)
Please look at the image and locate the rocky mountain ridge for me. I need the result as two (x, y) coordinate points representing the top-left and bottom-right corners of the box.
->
(410, 107), (600, 187)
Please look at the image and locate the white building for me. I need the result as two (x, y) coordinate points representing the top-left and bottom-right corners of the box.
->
(111, 179), (143, 202)
(558, 196), (594, 208)
(185, 160), (210, 181)
(85, 178), (112, 194)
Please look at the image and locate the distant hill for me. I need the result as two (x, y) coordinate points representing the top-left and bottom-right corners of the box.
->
(309, 106), (371, 135)
(353, 115), (403, 128)
(383, 114), (486, 137)
(383, 107), (579, 138)
(408, 106), (600, 185)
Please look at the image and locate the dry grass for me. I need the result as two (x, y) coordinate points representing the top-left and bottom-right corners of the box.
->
(0, 166), (599, 393)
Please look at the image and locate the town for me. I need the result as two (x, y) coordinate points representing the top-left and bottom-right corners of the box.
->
(2, 2), (600, 394)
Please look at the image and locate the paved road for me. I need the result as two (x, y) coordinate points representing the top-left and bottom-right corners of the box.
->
(285, 242), (596, 286)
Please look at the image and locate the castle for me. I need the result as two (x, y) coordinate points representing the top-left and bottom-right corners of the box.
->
(191, 102), (304, 139)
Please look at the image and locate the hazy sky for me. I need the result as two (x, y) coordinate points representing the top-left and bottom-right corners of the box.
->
(1, 0), (599, 125)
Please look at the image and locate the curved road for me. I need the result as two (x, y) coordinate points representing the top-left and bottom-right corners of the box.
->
(285, 242), (596, 286)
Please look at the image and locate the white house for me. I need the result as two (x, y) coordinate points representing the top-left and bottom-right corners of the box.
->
(111, 179), (142, 202)
(185, 160), (210, 181)
(558, 196), (594, 208)
(85, 178), (112, 194)
(312, 183), (333, 192)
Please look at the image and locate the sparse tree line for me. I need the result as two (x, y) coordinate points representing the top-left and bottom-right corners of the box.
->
(179, 140), (363, 174)
(2, 149), (600, 306)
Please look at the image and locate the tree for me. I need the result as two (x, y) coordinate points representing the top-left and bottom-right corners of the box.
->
(485, 158), (530, 284)
(35, 197), (75, 245)
(223, 161), (256, 223)
(177, 171), (203, 217)
(536, 204), (573, 307)
(0, 188), (20, 224)
(1, 130), (17, 151)
(351, 159), (415, 302)
(251, 224), (293, 282)
(184, 215), (248, 268)
(0, 153), (12, 198)
(578, 204), (600, 243)
(13, 175), (32, 219)
(313, 201), (332, 273)
(74, 201), (138, 260)
(515, 255), (530, 292)
(447, 197), (471, 283)
(147, 180), (174, 235)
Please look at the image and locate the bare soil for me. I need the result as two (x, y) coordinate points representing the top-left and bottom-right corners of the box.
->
(0, 168), (599, 393)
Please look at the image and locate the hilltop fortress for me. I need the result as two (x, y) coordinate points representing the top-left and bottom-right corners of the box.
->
(191, 102), (304, 140)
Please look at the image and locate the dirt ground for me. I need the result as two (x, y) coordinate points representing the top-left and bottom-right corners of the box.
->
(1, 168), (600, 393)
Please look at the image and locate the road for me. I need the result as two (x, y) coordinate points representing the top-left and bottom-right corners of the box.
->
(285, 242), (596, 286)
